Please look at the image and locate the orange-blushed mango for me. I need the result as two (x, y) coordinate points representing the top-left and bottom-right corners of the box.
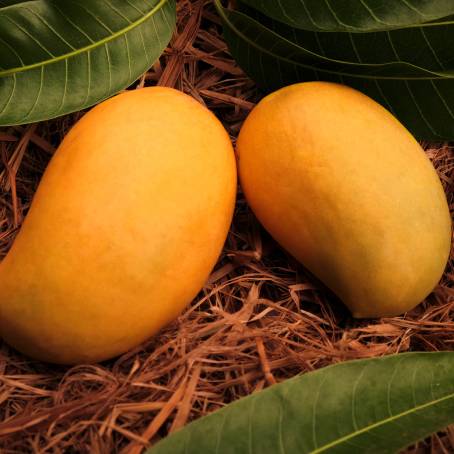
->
(0, 87), (237, 364)
(237, 82), (451, 318)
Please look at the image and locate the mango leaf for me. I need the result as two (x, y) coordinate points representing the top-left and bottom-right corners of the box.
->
(222, 7), (454, 78)
(150, 352), (454, 454)
(0, 0), (25, 6)
(0, 0), (176, 126)
(240, 0), (454, 32)
(214, 2), (454, 140)
(252, 8), (454, 73)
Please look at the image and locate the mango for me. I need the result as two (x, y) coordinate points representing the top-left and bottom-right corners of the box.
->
(237, 82), (451, 318)
(0, 87), (237, 364)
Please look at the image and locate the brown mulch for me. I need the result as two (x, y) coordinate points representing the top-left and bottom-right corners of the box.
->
(0, 1), (453, 453)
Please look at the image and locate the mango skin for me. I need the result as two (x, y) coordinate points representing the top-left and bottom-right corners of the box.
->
(237, 82), (451, 318)
(0, 87), (237, 364)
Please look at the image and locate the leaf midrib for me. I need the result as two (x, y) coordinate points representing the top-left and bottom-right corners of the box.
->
(0, 0), (169, 77)
(311, 389), (454, 453)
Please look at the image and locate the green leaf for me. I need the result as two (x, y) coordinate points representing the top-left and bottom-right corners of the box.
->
(150, 352), (454, 454)
(222, 7), (454, 78)
(215, 2), (454, 140)
(0, 0), (176, 126)
(0, 0), (27, 7)
(240, 0), (454, 32)
(249, 8), (454, 73)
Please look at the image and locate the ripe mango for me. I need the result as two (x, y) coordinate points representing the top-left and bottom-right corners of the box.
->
(0, 87), (237, 364)
(237, 82), (451, 318)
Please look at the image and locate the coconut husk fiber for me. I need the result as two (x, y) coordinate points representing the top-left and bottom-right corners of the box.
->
(0, 1), (453, 453)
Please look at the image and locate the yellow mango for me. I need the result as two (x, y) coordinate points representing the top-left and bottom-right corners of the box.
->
(237, 82), (451, 318)
(0, 87), (236, 364)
